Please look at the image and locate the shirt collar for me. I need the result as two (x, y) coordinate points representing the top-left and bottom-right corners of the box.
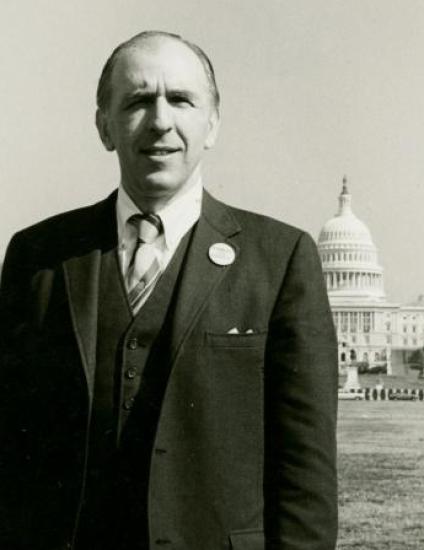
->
(116, 179), (203, 249)
(116, 185), (140, 246)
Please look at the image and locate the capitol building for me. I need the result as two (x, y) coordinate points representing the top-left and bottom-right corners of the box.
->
(317, 177), (424, 374)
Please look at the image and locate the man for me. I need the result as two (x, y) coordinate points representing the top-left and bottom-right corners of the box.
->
(0, 31), (338, 550)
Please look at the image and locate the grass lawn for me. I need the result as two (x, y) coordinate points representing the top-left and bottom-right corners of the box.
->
(337, 401), (424, 549)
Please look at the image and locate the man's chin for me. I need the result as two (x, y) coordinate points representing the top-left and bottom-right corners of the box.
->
(139, 176), (183, 196)
(125, 174), (186, 204)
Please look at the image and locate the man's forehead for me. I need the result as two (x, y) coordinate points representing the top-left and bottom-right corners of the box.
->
(112, 38), (208, 89)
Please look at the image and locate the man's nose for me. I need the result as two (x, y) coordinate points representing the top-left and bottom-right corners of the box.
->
(149, 97), (172, 134)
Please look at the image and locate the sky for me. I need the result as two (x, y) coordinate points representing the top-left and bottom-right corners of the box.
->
(1, 0), (424, 303)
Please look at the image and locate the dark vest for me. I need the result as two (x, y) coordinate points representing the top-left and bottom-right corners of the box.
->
(75, 230), (192, 550)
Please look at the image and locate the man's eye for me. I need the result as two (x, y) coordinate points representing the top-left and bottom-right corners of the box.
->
(169, 95), (192, 106)
(125, 97), (153, 109)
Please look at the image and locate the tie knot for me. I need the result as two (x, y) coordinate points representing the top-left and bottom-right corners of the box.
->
(130, 213), (162, 244)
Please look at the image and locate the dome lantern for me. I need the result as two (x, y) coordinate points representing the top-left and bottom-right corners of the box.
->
(338, 175), (352, 216)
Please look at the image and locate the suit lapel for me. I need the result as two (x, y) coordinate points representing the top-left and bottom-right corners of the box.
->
(170, 191), (241, 363)
(63, 251), (100, 397)
(62, 192), (117, 398)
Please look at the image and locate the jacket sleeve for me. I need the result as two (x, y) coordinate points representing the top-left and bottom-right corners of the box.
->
(0, 232), (33, 343)
(264, 232), (338, 550)
(0, 233), (34, 547)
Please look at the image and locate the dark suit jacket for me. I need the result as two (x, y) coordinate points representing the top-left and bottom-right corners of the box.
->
(0, 190), (338, 550)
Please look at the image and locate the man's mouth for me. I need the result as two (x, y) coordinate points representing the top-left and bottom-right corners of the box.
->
(140, 146), (180, 157)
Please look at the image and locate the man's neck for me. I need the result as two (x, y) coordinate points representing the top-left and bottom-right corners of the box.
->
(122, 169), (202, 214)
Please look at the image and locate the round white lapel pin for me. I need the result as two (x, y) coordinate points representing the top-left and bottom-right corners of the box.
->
(208, 243), (236, 266)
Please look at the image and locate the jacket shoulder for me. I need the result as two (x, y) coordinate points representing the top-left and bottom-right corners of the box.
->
(229, 203), (303, 235)
(221, 200), (312, 252)
(6, 193), (116, 267)
(16, 195), (112, 239)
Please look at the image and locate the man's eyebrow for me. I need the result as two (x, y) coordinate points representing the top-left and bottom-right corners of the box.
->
(121, 89), (198, 102)
(121, 90), (154, 102)
(166, 88), (196, 98)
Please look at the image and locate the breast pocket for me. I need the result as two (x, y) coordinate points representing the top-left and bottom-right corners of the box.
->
(207, 331), (268, 349)
(206, 331), (268, 376)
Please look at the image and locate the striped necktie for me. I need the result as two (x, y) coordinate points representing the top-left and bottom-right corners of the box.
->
(126, 213), (163, 311)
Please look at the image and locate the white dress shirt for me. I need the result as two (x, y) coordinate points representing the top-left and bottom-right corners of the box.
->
(116, 180), (203, 311)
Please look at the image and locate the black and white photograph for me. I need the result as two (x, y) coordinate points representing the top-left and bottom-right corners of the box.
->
(1, 1), (423, 549)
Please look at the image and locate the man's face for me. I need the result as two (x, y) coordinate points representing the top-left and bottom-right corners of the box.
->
(97, 38), (219, 204)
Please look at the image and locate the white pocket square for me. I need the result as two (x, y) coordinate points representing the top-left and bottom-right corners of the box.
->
(227, 327), (254, 334)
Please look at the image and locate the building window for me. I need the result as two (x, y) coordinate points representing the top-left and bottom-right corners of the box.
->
(385, 322), (391, 331)
(403, 338), (408, 346)
(386, 335), (391, 344)
(350, 312), (358, 333)
(341, 312), (348, 333)
(363, 312), (371, 333)
(403, 326), (407, 333)
(413, 325), (416, 333)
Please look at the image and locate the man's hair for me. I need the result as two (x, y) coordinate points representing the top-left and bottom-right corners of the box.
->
(96, 30), (220, 112)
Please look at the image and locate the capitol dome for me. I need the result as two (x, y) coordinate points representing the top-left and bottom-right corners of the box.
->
(318, 177), (385, 301)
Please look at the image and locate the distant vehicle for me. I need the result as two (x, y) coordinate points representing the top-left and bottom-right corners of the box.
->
(389, 393), (417, 401)
(338, 390), (364, 400)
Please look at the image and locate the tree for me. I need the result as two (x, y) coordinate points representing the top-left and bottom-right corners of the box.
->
(408, 348), (424, 377)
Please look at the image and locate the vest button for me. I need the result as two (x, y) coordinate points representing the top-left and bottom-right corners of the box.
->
(127, 338), (139, 350)
(123, 398), (135, 410)
(125, 367), (137, 379)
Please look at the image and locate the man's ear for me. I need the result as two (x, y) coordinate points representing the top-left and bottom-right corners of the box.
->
(95, 109), (115, 151)
(204, 108), (220, 150)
